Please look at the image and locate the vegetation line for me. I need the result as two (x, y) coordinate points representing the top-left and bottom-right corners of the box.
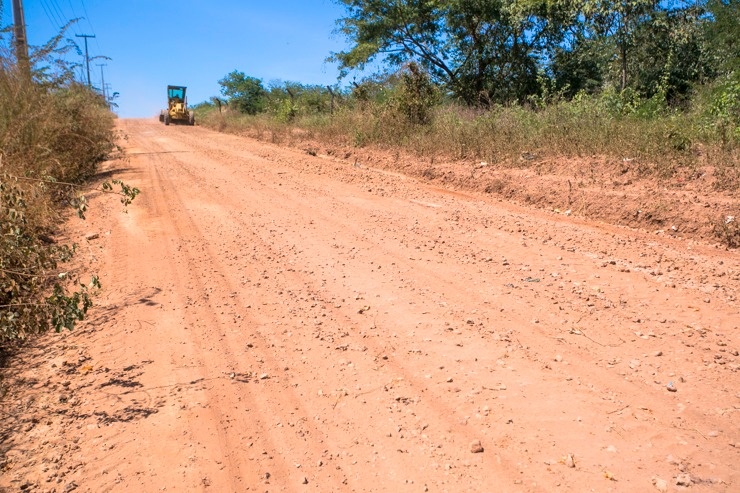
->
(1, 26), (137, 347)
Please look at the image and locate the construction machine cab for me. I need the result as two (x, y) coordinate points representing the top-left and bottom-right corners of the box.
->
(160, 85), (195, 126)
(168, 86), (186, 105)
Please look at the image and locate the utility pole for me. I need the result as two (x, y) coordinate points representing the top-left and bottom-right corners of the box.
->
(11, 0), (31, 80)
(97, 63), (107, 101)
(75, 34), (96, 87)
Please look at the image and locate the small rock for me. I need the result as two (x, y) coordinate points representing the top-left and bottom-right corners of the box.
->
(564, 454), (575, 468)
(654, 351), (663, 357)
(470, 440), (484, 453)
(554, 355), (563, 362)
(666, 382), (677, 392)
(259, 373), (269, 380)
(707, 430), (720, 438)
(676, 473), (691, 486)
(302, 477), (309, 485)
(652, 477), (668, 492)
(85, 232), (99, 241)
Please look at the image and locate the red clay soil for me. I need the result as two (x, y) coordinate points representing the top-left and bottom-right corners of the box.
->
(1, 119), (738, 493)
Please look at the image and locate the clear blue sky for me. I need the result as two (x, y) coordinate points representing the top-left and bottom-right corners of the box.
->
(2, 1), (352, 117)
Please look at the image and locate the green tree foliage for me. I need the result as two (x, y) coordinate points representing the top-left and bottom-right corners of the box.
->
(331, 0), (552, 105)
(703, 0), (738, 75)
(332, 0), (730, 107)
(699, 0), (739, 144)
(264, 81), (337, 121)
(395, 62), (439, 124)
(558, 1), (713, 102)
(218, 71), (267, 114)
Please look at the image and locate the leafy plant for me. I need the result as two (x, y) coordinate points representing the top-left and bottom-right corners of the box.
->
(1, 177), (87, 340)
(218, 71), (267, 115)
(394, 62), (439, 124)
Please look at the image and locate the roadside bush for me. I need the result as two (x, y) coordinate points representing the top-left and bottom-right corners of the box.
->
(0, 55), (126, 345)
(393, 62), (440, 125)
(218, 71), (266, 115)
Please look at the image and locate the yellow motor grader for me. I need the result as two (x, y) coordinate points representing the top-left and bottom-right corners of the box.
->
(159, 85), (195, 125)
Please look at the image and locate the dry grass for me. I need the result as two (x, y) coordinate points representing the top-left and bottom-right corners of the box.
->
(1, 62), (117, 343)
(1, 65), (115, 227)
(198, 99), (737, 185)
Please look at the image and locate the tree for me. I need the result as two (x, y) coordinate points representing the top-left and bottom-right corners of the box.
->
(330, 0), (551, 105)
(547, 0), (715, 102)
(628, 3), (713, 103)
(702, 0), (739, 144)
(218, 71), (266, 114)
(704, 0), (738, 76)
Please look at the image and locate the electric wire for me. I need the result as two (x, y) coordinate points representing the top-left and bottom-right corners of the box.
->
(65, 0), (82, 35)
(78, 0), (102, 53)
(48, 0), (68, 30)
(39, 0), (64, 32)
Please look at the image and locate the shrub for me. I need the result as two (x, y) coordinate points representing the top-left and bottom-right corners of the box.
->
(0, 56), (126, 345)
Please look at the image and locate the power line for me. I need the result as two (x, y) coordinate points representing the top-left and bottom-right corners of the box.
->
(50, 0), (66, 29)
(39, 0), (64, 31)
(65, 0), (82, 35)
(78, 0), (101, 53)
(48, 0), (68, 29)
(66, 0), (79, 19)
(79, 0), (93, 30)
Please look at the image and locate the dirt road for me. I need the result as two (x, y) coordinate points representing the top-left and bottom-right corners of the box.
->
(2, 119), (738, 492)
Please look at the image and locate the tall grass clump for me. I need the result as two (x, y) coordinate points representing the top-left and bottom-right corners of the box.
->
(1, 46), (120, 345)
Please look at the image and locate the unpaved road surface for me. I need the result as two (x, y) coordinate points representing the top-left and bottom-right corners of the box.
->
(2, 119), (738, 492)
